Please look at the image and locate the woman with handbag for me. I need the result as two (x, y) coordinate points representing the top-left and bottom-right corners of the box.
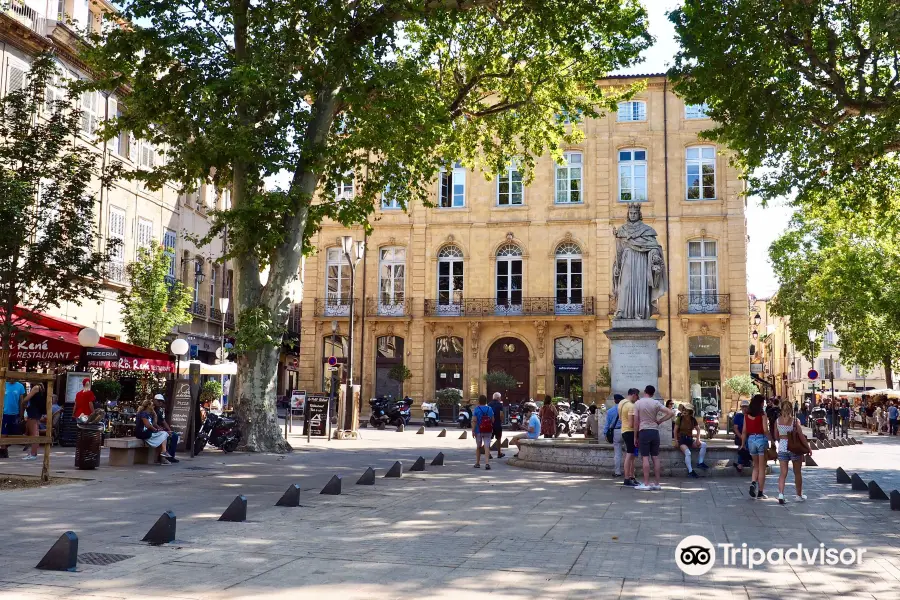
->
(741, 394), (770, 499)
(774, 400), (811, 504)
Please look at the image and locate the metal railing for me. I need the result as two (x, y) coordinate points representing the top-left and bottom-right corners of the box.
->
(677, 293), (731, 315)
(209, 307), (223, 322)
(365, 296), (412, 317)
(424, 296), (594, 317)
(106, 261), (126, 284)
(224, 312), (235, 328)
(191, 301), (207, 317)
(3, 1), (53, 36)
(314, 296), (359, 317)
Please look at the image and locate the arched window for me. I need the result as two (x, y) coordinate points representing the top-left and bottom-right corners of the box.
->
(375, 336), (405, 397)
(435, 336), (464, 392)
(325, 247), (350, 316)
(378, 247), (406, 315)
(496, 243), (523, 312)
(437, 245), (464, 314)
(555, 242), (583, 313)
(618, 148), (647, 202)
(687, 239), (719, 312)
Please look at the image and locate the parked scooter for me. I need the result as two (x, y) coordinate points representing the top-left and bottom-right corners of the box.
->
(508, 403), (522, 431)
(457, 403), (472, 429)
(422, 401), (440, 427)
(555, 401), (577, 437)
(811, 407), (828, 441)
(703, 410), (719, 439)
(194, 412), (241, 455)
(398, 396), (413, 427)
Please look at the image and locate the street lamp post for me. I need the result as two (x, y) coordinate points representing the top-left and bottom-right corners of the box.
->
(807, 329), (817, 403)
(170, 337), (189, 383)
(218, 297), (230, 364)
(340, 235), (365, 435)
(329, 319), (338, 414)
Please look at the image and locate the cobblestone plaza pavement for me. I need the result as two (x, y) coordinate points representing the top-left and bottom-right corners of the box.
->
(1, 428), (900, 600)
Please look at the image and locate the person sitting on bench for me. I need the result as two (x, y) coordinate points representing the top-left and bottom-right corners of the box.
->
(135, 398), (172, 465)
(675, 403), (709, 478)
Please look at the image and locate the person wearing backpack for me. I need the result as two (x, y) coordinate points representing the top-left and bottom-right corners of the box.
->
(472, 394), (495, 470)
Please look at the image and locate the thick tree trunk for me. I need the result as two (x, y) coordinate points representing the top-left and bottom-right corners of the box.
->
(884, 355), (894, 390)
(233, 342), (290, 452)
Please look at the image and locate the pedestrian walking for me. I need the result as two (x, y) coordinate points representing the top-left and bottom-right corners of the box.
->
(472, 395), (494, 470)
(21, 383), (47, 461)
(741, 394), (770, 499)
(619, 388), (639, 486)
(876, 404), (886, 435)
(0, 378), (25, 459)
(889, 402), (899, 436)
(633, 385), (675, 491)
(539, 396), (557, 439)
(774, 400), (810, 504)
(732, 399), (751, 473)
(488, 392), (505, 458)
(604, 394), (624, 477)
(675, 404), (709, 478)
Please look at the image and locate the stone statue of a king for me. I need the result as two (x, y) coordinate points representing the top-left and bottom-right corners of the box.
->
(612, 203), (668, 320)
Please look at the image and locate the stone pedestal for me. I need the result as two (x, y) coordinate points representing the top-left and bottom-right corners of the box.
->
(604, 318), (671, 448)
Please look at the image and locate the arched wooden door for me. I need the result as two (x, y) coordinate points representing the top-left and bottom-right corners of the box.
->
(486, 337), (530, 405)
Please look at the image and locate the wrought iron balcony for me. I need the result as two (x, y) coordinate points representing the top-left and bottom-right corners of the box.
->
(314, 296), (360, 317)
(365, 296), (413, 317)
(209, 307), (223, 322)
(677, 294), (731, 315)
(191, 301), (208, 317)
(106, 261), (126, 284)
(424, 297), (594, 317)
(225, 312), (235, 328)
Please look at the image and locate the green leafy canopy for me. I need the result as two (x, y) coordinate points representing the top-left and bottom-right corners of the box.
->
(120, 245), (193, 351)
(669, 0), (900, 214)
(0, 52), (111, 348)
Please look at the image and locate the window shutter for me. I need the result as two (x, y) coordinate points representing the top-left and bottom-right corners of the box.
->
(107, 97), (116, 125)
(128, 133), (137, 162)
(7, 62), (25, 93)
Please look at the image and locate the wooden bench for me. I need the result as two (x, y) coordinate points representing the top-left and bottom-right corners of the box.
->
(105, 437), (153, 466)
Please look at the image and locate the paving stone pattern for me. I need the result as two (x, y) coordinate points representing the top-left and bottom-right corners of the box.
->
(1, 429), (900, 599)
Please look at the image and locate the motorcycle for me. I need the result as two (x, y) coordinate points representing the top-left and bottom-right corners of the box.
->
(193, 412), (241, 455)
(811, 407), (828, 441)
(398, 396), (413, 427)
(508, 403), (522, 431)
(422, 401), (440, 427)
(555, 401), (576, 437)
(457, 403), (472, 429)
(703, 410), (719, 439)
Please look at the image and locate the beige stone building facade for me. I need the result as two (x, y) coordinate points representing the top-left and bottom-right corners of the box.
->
(298, 74), (750, 414)
(0, 1), (234, 360)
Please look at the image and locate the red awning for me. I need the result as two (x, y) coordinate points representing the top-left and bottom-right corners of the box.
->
(9, 307), (174, 371)
(10, 327), (114, 362)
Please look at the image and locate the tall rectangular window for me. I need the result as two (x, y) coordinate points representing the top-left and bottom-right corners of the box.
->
(555, 151), (582, 204)
(686, 146), (716, 200)
(687, 240), (718, 312)
(381, 185), (400, 209)
(685, 103), (709, 119)
(6, 59), (26, 95)
(335, 174), (353, 199)
(163, 228), (177, 278)
(136, 217), (153, 256)
(618, 149), (647, 202)
(107, 206), (126, 282)
(617, 101), (646, 122)
(378, 247), (406, 315)
(80, 89), (101, 136)
(496, 163), (523, 206)
(210, 266), (217, 309)
(439, 162), (465, 207)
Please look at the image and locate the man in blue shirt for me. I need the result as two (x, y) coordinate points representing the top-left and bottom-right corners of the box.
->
(512, 403), (540, 458)
(605, 394), (624, 477)
(488, 392), (505, 459)
(732, 399), (750, 473)
(1, 380), (25, 458)
(889, 402), (899, 436)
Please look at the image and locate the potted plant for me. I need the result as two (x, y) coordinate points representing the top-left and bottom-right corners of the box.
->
(724, 373), (757, 413)
(388, 364), (413, 396)
(434, 387), (462, 422)
(483, 370), (517, 397)
(200, 380), (224, 408)
(595, 365), (611, 402)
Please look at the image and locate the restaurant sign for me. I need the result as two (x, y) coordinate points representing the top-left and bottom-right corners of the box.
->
(11, 338), (78, 361)
(88, 357), (174, 372)
(84, 347), (120, 361)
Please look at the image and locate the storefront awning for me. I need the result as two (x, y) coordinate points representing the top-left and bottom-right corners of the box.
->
(8, 307), (174, 372)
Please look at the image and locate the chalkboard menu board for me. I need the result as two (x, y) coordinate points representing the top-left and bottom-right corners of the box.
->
(303, 393), (329, 437)
(169, 379), (192, 440)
